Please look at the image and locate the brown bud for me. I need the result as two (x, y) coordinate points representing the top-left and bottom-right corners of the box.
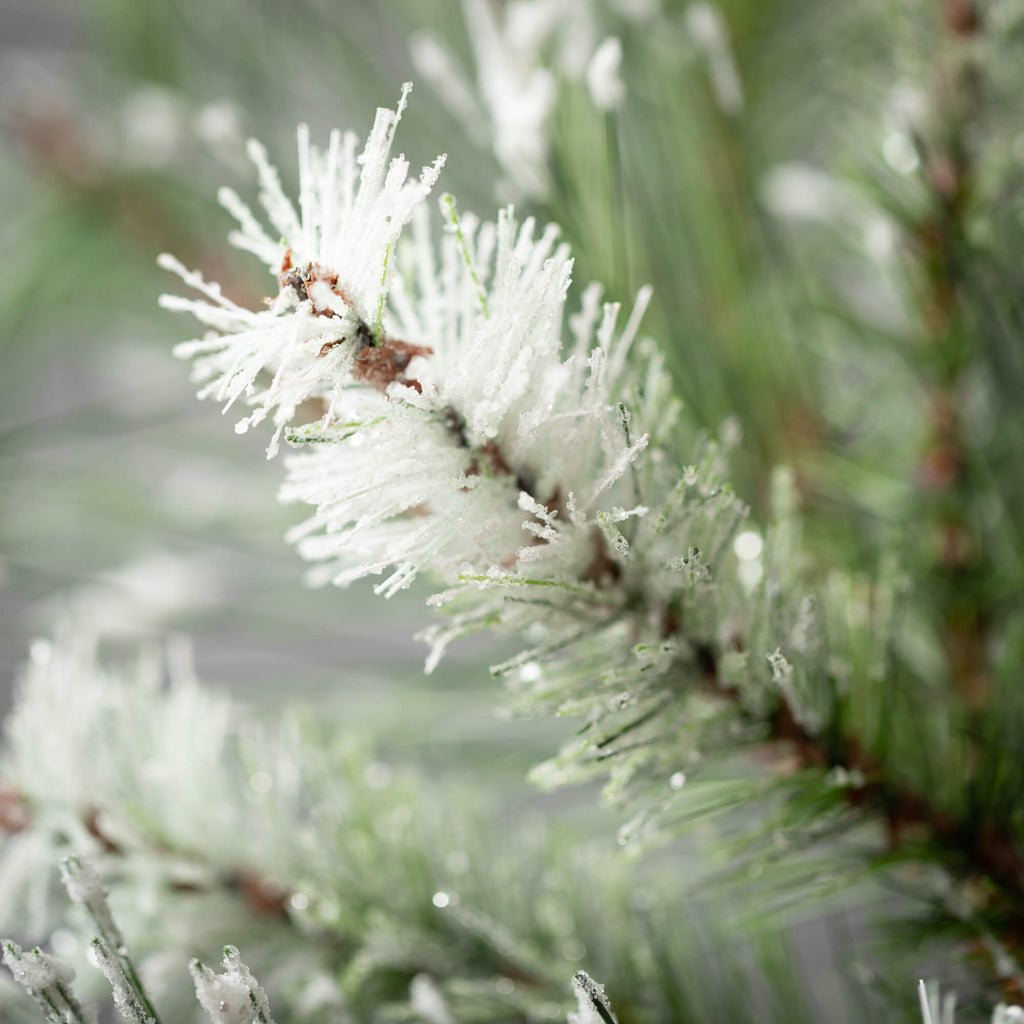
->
(943, 0), (980, 36)
(0, 787), (30, 833)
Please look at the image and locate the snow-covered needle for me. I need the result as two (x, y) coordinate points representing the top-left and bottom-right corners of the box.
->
(60, 856), (161, 1024)
(191, 946), (276, 1024)
(569, 971), (618, 1024)
(2, 940), (96, 1024)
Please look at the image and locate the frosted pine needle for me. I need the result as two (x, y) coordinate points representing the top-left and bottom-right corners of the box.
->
(2, 941), (96, 1024)
(191, 946), (276, 1024)
(88, 938), (156, 1024)
(60, 855), (123, 952)
(569, 971), (618, 1024)
(59, 856), (161, 1024)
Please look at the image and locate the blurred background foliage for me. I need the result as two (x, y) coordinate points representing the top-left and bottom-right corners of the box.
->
(2, 0), (1024, 1021)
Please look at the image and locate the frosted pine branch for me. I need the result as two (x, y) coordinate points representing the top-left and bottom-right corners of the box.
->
(160, 83), (445, 458)
(0, 629), (826, 1024)
(160, 89), (802, 831)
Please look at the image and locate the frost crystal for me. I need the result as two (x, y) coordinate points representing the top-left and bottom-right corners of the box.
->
(569, 971), (618, 1024)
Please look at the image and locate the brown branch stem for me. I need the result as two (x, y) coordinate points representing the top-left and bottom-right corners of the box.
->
(915, 0), (990, 709)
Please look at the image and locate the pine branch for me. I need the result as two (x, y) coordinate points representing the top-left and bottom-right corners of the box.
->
(155, 76), (1024, 967)
(0, 629), (821, 1024)
(160, 90), (759, 830)
(911, 0), (992, 711)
